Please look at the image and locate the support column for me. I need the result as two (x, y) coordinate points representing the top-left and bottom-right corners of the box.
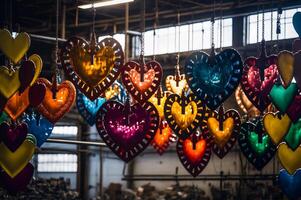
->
(125, 3), (129, 62)
(232, 16), (244, 47)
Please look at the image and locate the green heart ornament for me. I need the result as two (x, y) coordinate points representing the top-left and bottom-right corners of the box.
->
(285, 119), (301, 151)
(248, 132), (270, 156)
(0, 112), (8, 124)
(269, 83), (298, 113)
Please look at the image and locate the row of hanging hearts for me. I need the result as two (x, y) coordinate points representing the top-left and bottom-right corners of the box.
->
(0, 12), (300, 197)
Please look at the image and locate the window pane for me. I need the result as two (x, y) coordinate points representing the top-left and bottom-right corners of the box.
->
(38, 154), (78, 172)
(52, 126), (78, 136)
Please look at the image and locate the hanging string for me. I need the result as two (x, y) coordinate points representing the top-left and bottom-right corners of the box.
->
(153, 0), (158, 60)
(175, 11), (181, 86)
(201, 24), (204, 49)
(92, 1), (96, 34)
(219, 0), (223, 51)
(139, 0), (145, 82)
(276, 7), (282, 53)
(271, 1), (273, 42)
(52, 0), (60, 99)
(211, 0), (216, 49)
(262, 5), (265, 41)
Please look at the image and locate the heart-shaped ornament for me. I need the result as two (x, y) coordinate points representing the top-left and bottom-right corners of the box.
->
(201, 106), (241, 158)
(18, 60), (36, 94)
(238, 119), (277, 170)
(293, 51), (301, 89)
(185, 49), (243, 110)
(148, 90), (171, 120)
(293, 39), (301, 52)
(0, 29), (30, 64)
(0, 138), (35, 178)
(28, 82), (46, 107)
(61, 36), (124, 100)
(278, 169), (301, 200)
(263, 113), (291, 145)
(76, 90), (106, 126)
(277, 51), (294, 88)
(165, 74), (189, 95)
(269, 83), (298, 113)
(96, 101), (159, 162)
(0, 122), (28, 152)
(122, 60), (162, 103)
(0, 112), (8, 124)
(28, 54), (43, 86)
(0, 163), (34, 193)
(277, 143), (301, 175)
(104, 81), (127, 103)
(151, 121), (176, 155)
(24, 113), (54, 147)
(177, 131), (211, 177)
(284, 119), (301, 151)
(287, 93), (301, 122)
(164, 93), (206, 139)
(293, 12), (301, 38)
(0, 66), (20, 99)
(36, 78), (76, 123)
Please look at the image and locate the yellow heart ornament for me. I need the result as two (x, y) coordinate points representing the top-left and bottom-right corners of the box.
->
(0, 29), (30, 64)
(208, 117), (234, 148)
(277, 143), (301, 174)
(165, 74), (188, 95)
(0, 66), (20, 98)
(277, 51), (294, 88)
(28, 54), (43, 85)
(149, 91), (171, 120)
(171, 102), (197, 129)
(263, 113), (291, 145)
(0, 140), (35, 178)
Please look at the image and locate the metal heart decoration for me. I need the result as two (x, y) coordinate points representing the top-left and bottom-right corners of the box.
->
(23, 113), (54, 147)
(269, 83), (298, 113)
(277, 143), (301, 175)
(28, 54), (43, 86)
(96, 101), (159, 162)
(76, 90), (106, 126)
(148, 91), (171, 120)
(61, 37), (124, 100)
(263, 113), (291, 145)
(293, 51), (301, 89)
(284, 119), (301, 151)
(0, 112), (8, 124)
(36, 78), (76, 123)
(201, 106), (241, 159)
(165, 74), (189, 95)
(0, 163), (34, 193)
(122, 60), (162, 103)
(177, 131), (211, 177)
(164, 93), (206, 139)
(0, 66), (20, 99)
(104, 81), (127, 103)
(0, 29), (30, 64)
(28, 82), (46, 107)
(185, 49), (243, 110)
(241, 55), (278, 112)
(287, 93), (301, 122)
(277, 51), (294, 88)
(151, 121), (176, 155)
(293, 12), (301, 38)
(0, 138), (35, 178)
(238, 119), (276, 170)
(18, 60), (36, 94)
(0, 122), (28, 152)
(278, 169), (301, 200)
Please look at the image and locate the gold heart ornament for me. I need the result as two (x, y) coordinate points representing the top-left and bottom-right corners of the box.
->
(0, 29), (30, 64)
(277, 51), (294, 88)
(208, 117), (234, 148)
(0, 140), (35, 178)
(148, 91), (172, 120)
(165, 74), (188, 95)
(0, 66), (20, 99)
(277, 142), (301, 174)
(263, 113), (291, 145)
(28, 54), (43, 86)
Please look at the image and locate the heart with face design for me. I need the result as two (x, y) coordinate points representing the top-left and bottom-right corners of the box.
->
(165, 74), (189, 95)
(185, 49), (243, 110)
(238, 119), (277, 170)
(122, 60), (162, 103)
(61, 36), (124, 100)
(177, 131), (211, 177)
(201, 106), (241, 158)
(164, 93), (206, 139)
(96, 101), (159, 162)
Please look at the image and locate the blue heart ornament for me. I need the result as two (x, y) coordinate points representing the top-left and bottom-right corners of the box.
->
(293, 12), (301, 38)
(76, 91), (106, 126)
(279, 169), (301, 200)
(185, 49), (243, 110)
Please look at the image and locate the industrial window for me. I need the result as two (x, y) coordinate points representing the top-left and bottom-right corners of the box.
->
(98, 34), (125, 51)
(247, 7), (301, 44)
(37, 154), (78, 172)
(52, 126), (78, 136)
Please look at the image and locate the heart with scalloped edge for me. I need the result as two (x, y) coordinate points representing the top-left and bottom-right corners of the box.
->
(278, 143), (301, 175)
(0, 122), (28, 152)
(177, 131), (211, 177)
(185, 49), (243, 110)
(0, 29), (30, 64)
(151, 121), (176, 155)
(293, 12), (301, 38)
(164, 93), (206, 139)
(96, 101), (159, 162)
(122, 60), (162, 103)
(284, 119), (301, 151)
(277, 51), (294, 88)
(201, 106), (241, 159)
(263, 113), (291, 145)
(287, 93), (301, 122)
(165, 74), (189, 95)
(278, 168), (301, 200)
(36, 78), (76, 123)
(0, 163), (34, 193)
(61, 37), (124, 100)
(241, 55), (278, 112)
(238, 119), (276, 170)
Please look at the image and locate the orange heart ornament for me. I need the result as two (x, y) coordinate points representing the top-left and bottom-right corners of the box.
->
(151, 122), (175, 155)
(278, 142), (301, 174)
(36, 78), (76, 123)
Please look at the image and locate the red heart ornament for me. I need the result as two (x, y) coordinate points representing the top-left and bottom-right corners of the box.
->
(28, 82), (46, 107)
(36, 78), (76, 123)
(122, 60), (162, 103)
(177, 132), (211, 177)
(287, 93), (301, 122)
(96, 101), (159, 162)
(19, 60), (36, 94)
(61, 37), (124, 100)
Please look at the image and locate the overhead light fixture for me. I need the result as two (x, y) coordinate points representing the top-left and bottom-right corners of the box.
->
(79, 0), (134, 9)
